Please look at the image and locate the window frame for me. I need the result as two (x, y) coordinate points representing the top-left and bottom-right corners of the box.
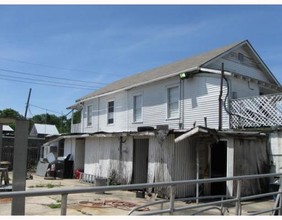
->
(133, 94), (143, 123)
(107, 100), (115, 125)
(86, 104), (93, 126)
(167, 85), (180, 120)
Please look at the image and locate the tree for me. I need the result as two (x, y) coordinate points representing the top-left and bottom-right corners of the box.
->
(0, 108), (24, 130)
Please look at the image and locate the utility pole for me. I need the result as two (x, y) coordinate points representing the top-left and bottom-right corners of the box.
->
(24, 88), (32, 119)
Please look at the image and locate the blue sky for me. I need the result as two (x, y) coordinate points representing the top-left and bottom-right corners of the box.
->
(0, 4), (282, 117)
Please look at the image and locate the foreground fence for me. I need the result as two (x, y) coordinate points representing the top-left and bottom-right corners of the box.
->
(0, 173), (281, 216)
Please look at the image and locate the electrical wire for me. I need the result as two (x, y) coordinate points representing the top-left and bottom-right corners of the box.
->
(0, 76), (95, 90)
(0, 56), (110, 79)
(0, 67), (106, 85)
(0, 72), (100, 89)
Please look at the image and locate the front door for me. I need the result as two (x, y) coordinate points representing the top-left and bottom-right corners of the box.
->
(210, 141), (227, 195)
(132, 138), (149, 184)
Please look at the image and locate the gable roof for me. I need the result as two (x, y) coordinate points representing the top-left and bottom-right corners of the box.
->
(74, 40), (280, 104)
(30, 123), (59, 136)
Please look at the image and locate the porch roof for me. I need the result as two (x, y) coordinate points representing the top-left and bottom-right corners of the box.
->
(174, 126), (267, 143)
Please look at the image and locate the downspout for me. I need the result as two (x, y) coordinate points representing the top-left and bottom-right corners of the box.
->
(218, 63), (224, 130)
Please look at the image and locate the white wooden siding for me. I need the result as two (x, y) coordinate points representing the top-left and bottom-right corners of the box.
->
(84, 136), (133, 183)
(229, 78), (260, 98)
(183, 75), (229, 129)
(206, 47), (269, 82)
(128, 77), (181, 131)
(269, 131), (282, 173)
(64, 138), (76, 156)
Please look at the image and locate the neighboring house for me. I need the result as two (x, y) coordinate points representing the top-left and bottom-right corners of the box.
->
(30, 123), (59, 138)
(44, 40), (282, 198)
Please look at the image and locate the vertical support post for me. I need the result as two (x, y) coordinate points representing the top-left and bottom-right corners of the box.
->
(12, 119), (29, 215)
(0, 124), (2, 162)
(169, 185), (176, 215)
(235, 179), (242, 215)
(279, 175), (282, 215)
(61, 194), (68, 215)
(196, 146), (200, 204)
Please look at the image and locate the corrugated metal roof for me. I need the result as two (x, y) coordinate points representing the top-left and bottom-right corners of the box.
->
(76, 40), (245, 102)
(2, 125), (13, 132)
(32, 123), (59, 135)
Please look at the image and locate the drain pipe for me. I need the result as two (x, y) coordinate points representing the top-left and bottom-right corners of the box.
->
(218, 63), (224, 130)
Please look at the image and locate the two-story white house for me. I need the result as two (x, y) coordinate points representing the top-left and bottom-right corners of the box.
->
(45, 40), (282, 198)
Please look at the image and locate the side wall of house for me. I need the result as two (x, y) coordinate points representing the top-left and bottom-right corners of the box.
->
(183, 74), (229, 129)
(81, 91), (128, 133)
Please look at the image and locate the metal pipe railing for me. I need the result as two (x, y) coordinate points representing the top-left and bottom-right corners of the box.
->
(0, 173), (281, 216)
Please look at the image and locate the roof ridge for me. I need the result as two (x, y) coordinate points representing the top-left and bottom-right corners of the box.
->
(75, 40), (246, 103)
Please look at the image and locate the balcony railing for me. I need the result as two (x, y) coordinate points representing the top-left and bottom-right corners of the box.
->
(230, 93), (282, 129)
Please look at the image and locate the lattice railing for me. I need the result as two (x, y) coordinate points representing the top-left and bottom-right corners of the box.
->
(230, 93), (282, 128)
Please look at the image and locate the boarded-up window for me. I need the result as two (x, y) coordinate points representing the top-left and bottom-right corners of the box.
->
(167, 86), (179, 119)
(133, 94), (142, 122)
(108, 101), (114, 124)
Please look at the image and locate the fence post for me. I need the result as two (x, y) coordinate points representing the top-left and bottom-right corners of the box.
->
(169, 185), (176, 215)
(61, 194), (68, 215)
(235, 179), (242, 215)
(279, 176), (282, 215)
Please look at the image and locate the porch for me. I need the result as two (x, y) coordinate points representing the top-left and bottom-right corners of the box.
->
(230, 93), (282, 129)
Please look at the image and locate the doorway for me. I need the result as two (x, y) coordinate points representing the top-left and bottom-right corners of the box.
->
(210, 141), (227, 195)
(132, 138), (149, 184)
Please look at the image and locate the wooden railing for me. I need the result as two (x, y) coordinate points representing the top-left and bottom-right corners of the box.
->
(230, 93), (282, 129)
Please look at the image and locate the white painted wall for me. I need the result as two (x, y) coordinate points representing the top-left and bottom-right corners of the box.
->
(269, 131), (282, 173)
(84, 136), (133, 182)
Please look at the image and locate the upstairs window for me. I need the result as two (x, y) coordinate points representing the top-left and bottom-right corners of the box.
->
(167, 86), (179, 119)
(87, 105), (93, 126)
(133, 94), (143, 122)
(108, 101), (114, 124)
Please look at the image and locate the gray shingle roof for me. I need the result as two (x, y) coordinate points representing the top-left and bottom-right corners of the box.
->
(76, 40), (245, 102)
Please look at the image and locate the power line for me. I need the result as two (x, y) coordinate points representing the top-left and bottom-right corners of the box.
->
(0, 56), (109, 77)
(0, 72), (100, 89)
(0, 76), (96, 90)
(0, 67), (107, 85)
(29, 103), (63, 115)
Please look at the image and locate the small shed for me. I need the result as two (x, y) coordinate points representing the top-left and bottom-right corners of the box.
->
(2, 125), (14, 135)
(30, 123), (59, 138)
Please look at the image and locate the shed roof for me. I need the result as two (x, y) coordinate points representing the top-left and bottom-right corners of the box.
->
(2, 125), (13, 132)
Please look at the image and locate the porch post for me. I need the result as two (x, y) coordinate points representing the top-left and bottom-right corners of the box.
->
(226, 137), (234, 197)
(0, 124), (2, 162)
(196, 146), (200, 204)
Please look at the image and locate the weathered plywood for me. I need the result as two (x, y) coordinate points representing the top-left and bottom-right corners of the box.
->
(233, 137), (269, 196)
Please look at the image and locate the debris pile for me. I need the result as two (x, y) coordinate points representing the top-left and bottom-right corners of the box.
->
(79, 200), (150, 211)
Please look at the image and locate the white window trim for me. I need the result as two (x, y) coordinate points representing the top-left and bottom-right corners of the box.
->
(107, 99), (115, 125)
(166, 85), (180, 120)
(86, 104), (93, 127)
(133, 93), (143, 123)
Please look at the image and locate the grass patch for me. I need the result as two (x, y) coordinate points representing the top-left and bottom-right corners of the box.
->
(29, 183), (62, 188)
(48, 203), (61, 209)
